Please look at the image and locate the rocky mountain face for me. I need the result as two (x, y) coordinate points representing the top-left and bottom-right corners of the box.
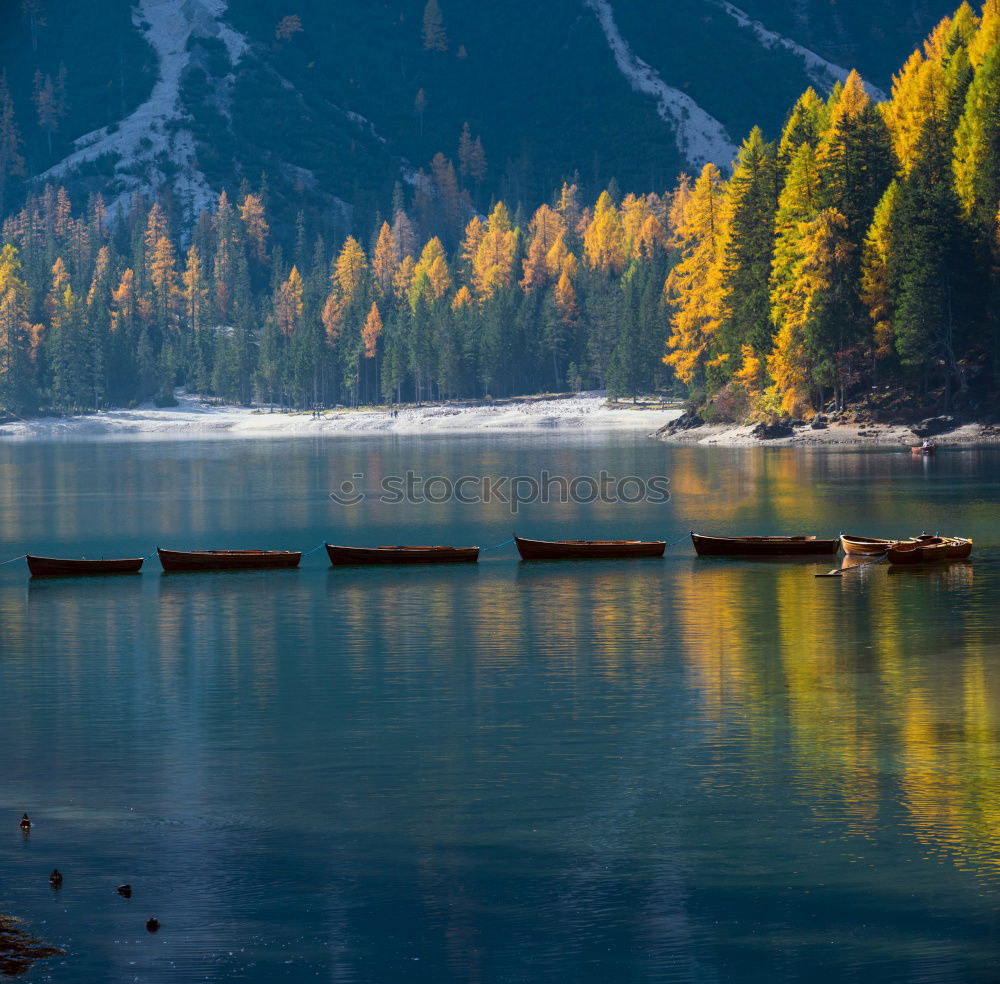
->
(0, 0), (953, 232)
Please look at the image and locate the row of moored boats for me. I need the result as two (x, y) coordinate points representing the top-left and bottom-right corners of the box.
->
(20, 531), (973, 577)
(839, 533), (973, 563)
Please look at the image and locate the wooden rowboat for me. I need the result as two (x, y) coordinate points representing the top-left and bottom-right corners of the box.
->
(26, 554), (144, 577)
(513, 534), (665, 560)
(911, 444), (936, 455)
(841, 534), (897, 556)
(157, 548), (301, 572)
(915, 533), (973, 559)
(887, 537), (951, 564)
(691, 533), (838, 556)
(325, 543), (479, 565)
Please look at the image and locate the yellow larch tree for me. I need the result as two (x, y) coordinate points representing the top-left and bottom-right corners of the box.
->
(860, 181), (900, 360)
(663, 163), (730, 386)
(620, 193), (655, 260)
(144, 204), (168, 269)
(666, 173), (693, 241)
(372, 222), (399, 298)
(583, 190), (626, 274)
(732, 344), (766, 405)
(240, 193), (269, 265)
(181, 245), (210, 333)
(459, 215), (485, 285)
(969, 0), (999, 68)
(86, 245), (110, 311)
(323, 238), (367, 344)
(410, 237), (451, 304)
(393, 255), (416, 305)
(555, 182), (582, 240)
(520, 203), (566, 291)
(333, 236), (367, 307)
(149, 234), (179, 329)
(54, 186), (71, 239)
(362, 302), (382, 358)
(767, 208), (854, 416)
(636, 213), (668, 260)
(882, 51), (950, 177)
(0, 244), (31, 412)
(520, 235), (549, 292)
(321, 292), (343, 344)
(46, 255), (69, 320)
(275, 266), (304, 337)
(554, 269), (578, 324)
(472, 201), (518, 300)
(451, 285), (473, 311)
(110, 268), (135, 335)
(544, 233), (570, 279)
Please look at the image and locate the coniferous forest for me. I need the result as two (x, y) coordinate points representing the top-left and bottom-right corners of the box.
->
(0, 1), (998, 421)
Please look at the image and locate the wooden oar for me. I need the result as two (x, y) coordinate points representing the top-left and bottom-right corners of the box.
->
(815, 550), (889, 577)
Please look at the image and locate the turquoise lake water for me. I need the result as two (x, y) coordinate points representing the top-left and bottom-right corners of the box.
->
(0, 435), (998, 982)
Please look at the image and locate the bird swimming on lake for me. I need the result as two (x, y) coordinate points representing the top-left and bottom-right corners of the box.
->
(49, 869), (63, 887)
(117, 884), (132, 898)
(146, 918), (160, 932)
(19, 813), (31, 831)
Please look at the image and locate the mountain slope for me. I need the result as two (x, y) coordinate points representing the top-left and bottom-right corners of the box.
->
(0, 0), (956, 229)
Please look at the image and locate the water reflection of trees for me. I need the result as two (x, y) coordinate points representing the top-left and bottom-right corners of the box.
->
(669, 556), (999, 882)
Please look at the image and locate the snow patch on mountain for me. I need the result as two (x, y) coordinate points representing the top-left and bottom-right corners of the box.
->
(712, 1), (887, 102)
(38, 0), (249, 221)
(584, 0), (738, 172)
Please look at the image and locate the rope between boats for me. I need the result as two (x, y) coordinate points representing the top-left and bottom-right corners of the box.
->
(0, 554), (25, 567)
(482, 537), (515, 551)
(301, 542), (326, 557)
(667, 531), (692, 547)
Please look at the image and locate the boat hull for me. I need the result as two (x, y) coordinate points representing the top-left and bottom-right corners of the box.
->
(888, 538), (950, 564)
(325, 544), (479, 565)
(692, 533), (838, 556)
(157, 548), (301, 572)
(911, 445), (935, 455)
(841, 535), (896, 556)
(26, 555), (143, 577)
(514, 535), (665, 560)
(915, 534), (973, 559)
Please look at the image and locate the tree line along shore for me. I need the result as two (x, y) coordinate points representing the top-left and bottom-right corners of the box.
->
(0, 3), (997, 429)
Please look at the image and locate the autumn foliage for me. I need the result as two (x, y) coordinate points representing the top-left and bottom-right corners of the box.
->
(664, 4), (1000, 418)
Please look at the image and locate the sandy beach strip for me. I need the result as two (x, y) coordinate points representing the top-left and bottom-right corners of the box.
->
(0, 392), (683, 441)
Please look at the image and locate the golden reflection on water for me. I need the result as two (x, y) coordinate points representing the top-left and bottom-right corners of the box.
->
(10, 539), (1000, 890)
(3, 439), (1000, 907)
(667, 554), (1000, 884)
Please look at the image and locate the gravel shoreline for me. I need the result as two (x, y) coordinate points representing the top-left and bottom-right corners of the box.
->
(653, 420), (1000, 448)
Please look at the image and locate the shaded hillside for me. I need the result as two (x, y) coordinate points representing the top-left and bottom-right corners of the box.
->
(0, 0), (955, 233)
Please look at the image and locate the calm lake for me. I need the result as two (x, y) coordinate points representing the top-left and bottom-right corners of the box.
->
(1, 435), (998, 983)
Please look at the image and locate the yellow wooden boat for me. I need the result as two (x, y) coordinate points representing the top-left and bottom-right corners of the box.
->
(840, 535), (899, 557)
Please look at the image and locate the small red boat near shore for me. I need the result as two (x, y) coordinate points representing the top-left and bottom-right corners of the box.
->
(692, 533), (839, 556)
(325, 543), (480, 565)
(26, 555), (144, 577)
(911, 443), (936, 455)
(157, 548), (301, 572)
(513, 534), (665, 560)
